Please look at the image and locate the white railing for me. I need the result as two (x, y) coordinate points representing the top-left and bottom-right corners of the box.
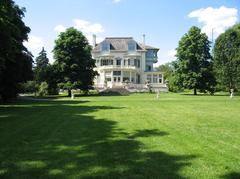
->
(94, 82), (168, 90)
(96, 65), (140, 71)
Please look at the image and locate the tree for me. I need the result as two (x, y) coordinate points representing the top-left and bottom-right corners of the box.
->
(0, 0), (33, 100)
(45, 64), (60, 95)
(34, 47), (49, 83)
(38, 82), (48, 96)
(21, 81), (38, 96)
(156, 62), (173, 81)
(175, 26), (216, 95)
(213, 24), (240, 92)
(156, 62), (184, 92)
(53, 27), (97, 96)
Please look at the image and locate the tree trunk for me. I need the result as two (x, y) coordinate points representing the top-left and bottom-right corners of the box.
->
(68, 89), (71, 97)
(194, 88), (197, 95)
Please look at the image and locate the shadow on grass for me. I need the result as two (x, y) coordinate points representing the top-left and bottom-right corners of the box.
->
(181, 93), (239, 97)
(0, 100), (195, 178)
(221, 172), (240, 179)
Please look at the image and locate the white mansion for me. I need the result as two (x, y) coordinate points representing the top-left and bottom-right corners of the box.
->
(92, 35), (168, 91)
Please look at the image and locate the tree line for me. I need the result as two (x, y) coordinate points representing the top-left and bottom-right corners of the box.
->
(157, 25), (240, 95)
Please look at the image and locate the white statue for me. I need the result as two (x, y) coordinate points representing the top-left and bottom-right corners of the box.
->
(71, 90), (75, 99)
(230, 88), (234, 98)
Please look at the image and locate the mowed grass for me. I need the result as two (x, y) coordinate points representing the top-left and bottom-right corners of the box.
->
(0, 93), (240, 179)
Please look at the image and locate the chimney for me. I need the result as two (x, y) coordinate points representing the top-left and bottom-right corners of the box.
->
(143, 34), (146, 49)
(93, 34), (96, 47)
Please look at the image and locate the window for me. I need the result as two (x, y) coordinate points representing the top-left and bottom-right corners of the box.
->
(128, 42), (136, 51)
(101, 41), (110, 52)
(146, 65), (151, 71)
(113, 71), (121, 76)
(124, 59), (127, 66)
(116, 58), (121, 66)
(159, 74), (163, 83)
(134, 59), (140, 68)
(146, 50), (157, 58)
(105, 77), (111, 82)
(101, 59), (113, 66)
(153, 74), (158, 83)
(128, 59), (134, 66)
(147, 74), (151, 83)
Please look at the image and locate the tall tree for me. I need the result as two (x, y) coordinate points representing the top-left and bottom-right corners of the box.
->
(213, 24), (240, 92)
(175, 26), (216, 95)
(53, 27), (97, 96)
(0, 0), (33, 100)
(34, 47), (49, 83)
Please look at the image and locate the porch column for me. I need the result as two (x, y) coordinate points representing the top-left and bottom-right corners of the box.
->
(151, 73), (153, 83)
(121, 70), (123, 82)
(111, 71), (113, 82)
(162, 73), (164, 84)
(130, 71), (132, 82)
(103, 70), (105, 82)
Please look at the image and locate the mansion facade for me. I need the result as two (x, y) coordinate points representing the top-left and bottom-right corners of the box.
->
(92, 35), (168, 91)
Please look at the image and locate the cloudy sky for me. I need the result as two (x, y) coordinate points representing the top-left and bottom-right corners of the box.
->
(16, 0), (239, 66)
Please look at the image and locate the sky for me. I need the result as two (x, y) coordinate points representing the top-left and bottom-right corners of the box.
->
(15, 0), (240, 66)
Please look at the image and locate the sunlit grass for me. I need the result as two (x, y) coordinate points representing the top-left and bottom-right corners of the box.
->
(0, 93), (240, 178)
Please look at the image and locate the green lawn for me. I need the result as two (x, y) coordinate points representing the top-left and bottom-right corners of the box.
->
(0, 93), (240, 178)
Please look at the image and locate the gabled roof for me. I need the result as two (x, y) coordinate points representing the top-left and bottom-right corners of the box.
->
(92, 37), (158, 52)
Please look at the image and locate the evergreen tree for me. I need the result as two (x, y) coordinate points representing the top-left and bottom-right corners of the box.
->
(34, 47), (49, 83)
(213, 24), (240, 92)
(53, 27), (97, 96)
(0, 0), (33, 100)
(175, 26), (216, 95)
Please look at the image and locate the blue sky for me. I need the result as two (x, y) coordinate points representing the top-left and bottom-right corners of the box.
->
(15, 0), (240, 65)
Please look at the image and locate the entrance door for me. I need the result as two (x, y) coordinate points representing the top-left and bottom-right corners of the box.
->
(113, 76), (121, 83)
(137, 74), (140, 84)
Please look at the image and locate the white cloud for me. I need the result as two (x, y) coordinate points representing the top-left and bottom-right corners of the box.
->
(167, 49), (176, 59)
(53, 19), (105, 46)
(188, 6), (238, 38)
(54, 25), (66, 33)
(23, 35), (44, 50)
(113, 0), (121, 3)
(73, 19), (104, 34)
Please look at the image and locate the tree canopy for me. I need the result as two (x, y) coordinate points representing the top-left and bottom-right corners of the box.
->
(53, 27), (97, 95)
(213, 24), (240, 92)
(175, 26), (216, 95)
(0, 0), (33, 100)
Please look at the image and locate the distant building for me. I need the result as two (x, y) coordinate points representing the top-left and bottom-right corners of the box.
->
(92, 35), (167, 91)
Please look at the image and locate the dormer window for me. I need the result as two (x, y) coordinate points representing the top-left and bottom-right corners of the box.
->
(101, 41), (110, 52)
(128, 41), (136, 51)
